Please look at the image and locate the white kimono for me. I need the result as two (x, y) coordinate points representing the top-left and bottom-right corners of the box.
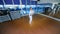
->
(29, 10), (34, 24)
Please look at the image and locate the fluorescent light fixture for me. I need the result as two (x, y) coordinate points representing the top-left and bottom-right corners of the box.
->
(30, 5), (36, 8)
(32, 0), (37, 1)
(26, 5), (30, 8)
(26, 5), (36, 8)
(19, 5), (25, 8)
(0, 5), (3, 7)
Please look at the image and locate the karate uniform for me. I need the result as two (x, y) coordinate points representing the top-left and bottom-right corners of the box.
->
(29, 10), (34, 24)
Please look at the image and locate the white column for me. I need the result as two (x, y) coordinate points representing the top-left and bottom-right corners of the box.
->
(3, 0), (5, 8)
(12, 0), (16, 9)
(12, 0), (14, 5)
(20, 0), (22, 10)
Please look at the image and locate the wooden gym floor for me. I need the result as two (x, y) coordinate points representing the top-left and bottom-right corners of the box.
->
(0, 14), (60, 34)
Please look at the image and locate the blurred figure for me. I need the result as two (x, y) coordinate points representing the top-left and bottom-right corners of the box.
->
(29, 7), (34, 24)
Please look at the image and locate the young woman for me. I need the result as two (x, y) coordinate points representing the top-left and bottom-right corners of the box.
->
(29, 7), (34, 24)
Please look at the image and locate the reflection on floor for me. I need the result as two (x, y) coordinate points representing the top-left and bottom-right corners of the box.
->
(0, 14), (60, 34)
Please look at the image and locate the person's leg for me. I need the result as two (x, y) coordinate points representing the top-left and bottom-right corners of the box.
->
(29, 16), (32, 24)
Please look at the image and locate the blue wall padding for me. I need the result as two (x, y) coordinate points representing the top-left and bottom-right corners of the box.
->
(31, 1), (37, 5)
(0, 0), (4, 5)
(4, 0), (12, 4)
(22, 0), (26, 5)
(27, 0), (30, 5)
(13, 0), (20, 5)
(0, 0), (37, 5)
